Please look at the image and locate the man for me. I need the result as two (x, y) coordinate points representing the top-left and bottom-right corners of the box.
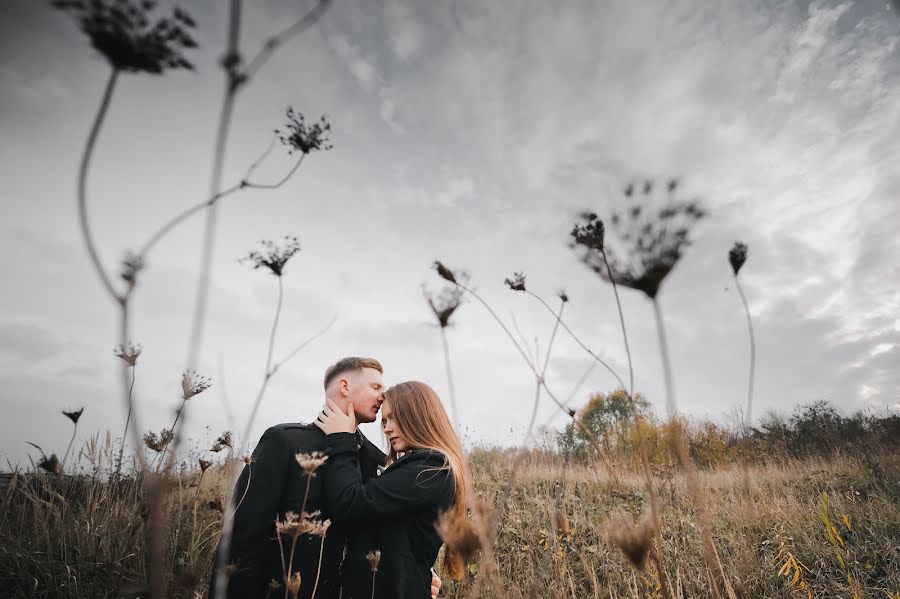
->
(209, 357), (440, 599)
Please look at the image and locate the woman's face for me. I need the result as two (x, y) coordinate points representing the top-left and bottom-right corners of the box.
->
(381, 399), (410, 453)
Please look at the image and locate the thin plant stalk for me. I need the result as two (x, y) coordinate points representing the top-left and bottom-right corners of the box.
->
(78, 68), (122, 305)
(733, 276), (755, 426)
(61, 421), (79, 469)
(651, 297), (723, 599)
(525, 290), (626, 391)
(600, 249), (634, 398)
(137, 151), (304, 259)
(310, 536), (326, 599)
(283, 476), (312, 599)
(439, 326), (460, 429)
(244, 275), (284, 442)
(453, 280), (621, 486)
(115, 366), (136, 479)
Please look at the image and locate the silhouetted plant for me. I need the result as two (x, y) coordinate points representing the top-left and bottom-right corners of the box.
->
(424, 271), (468, 427)
(729, 242), (755, 427)
(504, 270), (626, 391)
(61, 407), (84, 469)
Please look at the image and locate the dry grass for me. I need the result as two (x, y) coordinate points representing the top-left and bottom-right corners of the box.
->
(1, 439), (898, 598)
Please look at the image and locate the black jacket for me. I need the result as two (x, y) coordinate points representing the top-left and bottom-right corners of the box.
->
(321, 432), (455, 599)
(208, 423), (386, 599)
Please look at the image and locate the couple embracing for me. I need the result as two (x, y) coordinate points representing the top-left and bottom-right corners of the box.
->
(209, 357), (469, 599)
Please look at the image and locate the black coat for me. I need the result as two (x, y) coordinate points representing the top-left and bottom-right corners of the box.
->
(208, 423), (386, 599)
(321, 432), (455, 599)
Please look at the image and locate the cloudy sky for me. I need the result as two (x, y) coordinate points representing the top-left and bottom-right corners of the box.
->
(1, 0), (898, 468)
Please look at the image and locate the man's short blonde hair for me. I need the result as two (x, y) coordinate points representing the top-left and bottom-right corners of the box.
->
(323, 357), (383, 390)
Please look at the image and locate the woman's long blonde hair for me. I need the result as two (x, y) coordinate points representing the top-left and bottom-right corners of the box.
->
(383, 381), (470, 578)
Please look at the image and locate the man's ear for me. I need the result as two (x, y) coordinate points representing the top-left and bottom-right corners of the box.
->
(339, 377), (350, 397)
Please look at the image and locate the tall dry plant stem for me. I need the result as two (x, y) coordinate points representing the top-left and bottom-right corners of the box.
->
(443, 273), (621, 487)
(439, 326), (460, 428)
(525, 290), (626, 391)
(600, 249), (634, 398)
(137, 143), (305, 259)
(733, 276), (756, 426)
(244, 275), (284, 440)
(78, 68), (121, 305)
(115, 367), (136, 478)
(651, 298), (724, 599)
(283, 477), (313, 599)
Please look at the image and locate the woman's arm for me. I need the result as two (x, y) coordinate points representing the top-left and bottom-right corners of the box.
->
(321, 432), (453, 521)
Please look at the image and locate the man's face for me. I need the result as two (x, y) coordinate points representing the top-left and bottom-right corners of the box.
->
(344, 367), (385, 423)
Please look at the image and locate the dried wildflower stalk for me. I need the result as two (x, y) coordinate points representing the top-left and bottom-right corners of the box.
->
(729, 242), (755, 426)
(424, 275), (468, 428)
(505, 272), (626, 392)
(61, 407), (84, 469)
(434, 261), (621, 487)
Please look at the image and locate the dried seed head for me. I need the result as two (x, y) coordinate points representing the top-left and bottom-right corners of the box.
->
(423, 273), (468, 329)
(198, 458), (212, 473)
(607, 511), (655, 571)
(114, 342), (142, 366)
(436, 509), (482, 566)
(241, 236), (301, 277)
(572, 178), (704, 299)
(62, 407), (84, 425)
(366, 549), (382, 573)
(277, 108), (332, 155)
(52, 0), (198, 74)
(211, 431), (233, 452)
(570, 213), (605, 251)
(224, 562), (239, 579)
(433, 260), (458, 284)
(242, 455), (252, 465)
(38, 454), (62, 476)
(181, 370), (211, 400)
(553, 508), (571, 538)
(143, 428), (174, 453)
(557, 289), (569, 303)
(729, 241), (748, 275)
(503, 272), (527, 292)
(267, 579), (282, 593)
(285, 572), (302, 598)
(295, 451), (328, 475)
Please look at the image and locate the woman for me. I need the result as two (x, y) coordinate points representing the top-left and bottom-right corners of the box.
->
(315, 381), (469, 599)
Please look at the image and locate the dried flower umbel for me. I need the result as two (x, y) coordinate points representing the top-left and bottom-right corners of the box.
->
(436, 509), (481, 568)
(143, 428), (174, 453)
(52, 0), (198, 74)
(241, 236), (301, 277)
(503, 272), (527, 292)
(366, 549), (382, 573)
(277, 107), (333, 155)
(63, 408), (84, 425)
(114, 342), (142, 366)
(424, 276), (467, 329)
(198, 458), (212, 474)
(729, 241), (748, 276)
(211, 431), (233, 453)
(295, 451), (328, 476)
(571, 179), (704, 300)
(181, 370), (211, 400)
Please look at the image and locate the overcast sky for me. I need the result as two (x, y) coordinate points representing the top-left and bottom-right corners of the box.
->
(1, 0), (898, 468)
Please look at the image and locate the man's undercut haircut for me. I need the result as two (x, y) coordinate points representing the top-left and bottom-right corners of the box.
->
(323, 357), (383, 390)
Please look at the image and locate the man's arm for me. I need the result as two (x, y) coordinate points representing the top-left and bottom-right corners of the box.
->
(321, 432), (453, 521)
(217, 426), (290, 595)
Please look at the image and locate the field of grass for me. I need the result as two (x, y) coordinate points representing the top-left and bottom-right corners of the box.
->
(2, 440), (898, 599)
